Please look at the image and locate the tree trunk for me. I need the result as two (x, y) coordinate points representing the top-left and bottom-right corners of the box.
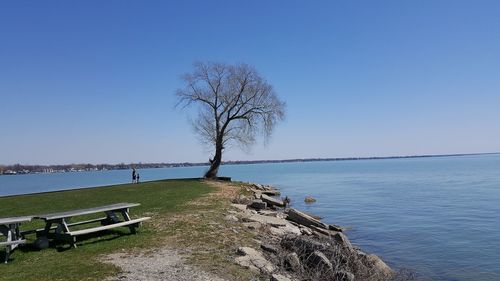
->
(204, 140), (223, 179)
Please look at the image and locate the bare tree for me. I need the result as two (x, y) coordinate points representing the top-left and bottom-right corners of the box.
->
(176, 62), (286, 178)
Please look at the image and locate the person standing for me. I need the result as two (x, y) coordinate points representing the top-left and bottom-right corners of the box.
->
(132, 168), (136, 183)
(136, 172), (140, 184)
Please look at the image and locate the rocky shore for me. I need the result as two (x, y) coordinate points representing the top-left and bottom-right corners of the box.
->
(104, 180), (412, 281)
(229, 182), (395, 281)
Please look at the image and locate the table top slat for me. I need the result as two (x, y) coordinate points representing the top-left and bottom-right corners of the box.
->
(34, 202), (140, 220)
(0, 216), (33, 225)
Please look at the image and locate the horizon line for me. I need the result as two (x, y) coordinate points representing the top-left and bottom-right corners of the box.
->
(1, 151), (498, 167)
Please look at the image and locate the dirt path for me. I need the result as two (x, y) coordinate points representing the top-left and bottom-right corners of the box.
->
(103, 248), (226, 281)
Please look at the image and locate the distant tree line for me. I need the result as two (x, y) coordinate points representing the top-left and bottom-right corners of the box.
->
(0, 162), (207, 174)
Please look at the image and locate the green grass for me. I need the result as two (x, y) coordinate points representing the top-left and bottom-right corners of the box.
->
(0, 179), (213, 281)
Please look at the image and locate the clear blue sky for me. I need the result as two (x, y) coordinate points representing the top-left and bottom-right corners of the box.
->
(1, 1), (499, 165)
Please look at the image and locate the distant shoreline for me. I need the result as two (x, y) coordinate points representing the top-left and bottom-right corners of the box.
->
(222, 151), (499, 165)
(1, 152), (498, 176)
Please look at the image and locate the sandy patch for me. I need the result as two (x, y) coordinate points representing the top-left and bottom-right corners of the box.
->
(103, 248), (227, 281)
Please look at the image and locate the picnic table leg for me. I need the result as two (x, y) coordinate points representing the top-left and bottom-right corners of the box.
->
(10, 223), (22, 251)
(56, 218), (76, 248)
(55, 218), (71, 233)
(120, 208), (131, 221)
(15, 223), (21, 240)
(34, 221), (52, 250)
(41, 221), (52, 237)
(0, 225), (14, 263)
(119, 208), (137, 234)
(4, 228), (12, 264)
(64, 220), (77, 249)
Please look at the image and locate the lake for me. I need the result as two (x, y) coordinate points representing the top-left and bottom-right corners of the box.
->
(1, 154), (499, 280)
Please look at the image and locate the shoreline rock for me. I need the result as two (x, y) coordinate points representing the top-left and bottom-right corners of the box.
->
(261, 194), (285, 208)
(304, 196), (316, 203)
(236, 247), (275, 274)
(286, 208), (331, 231)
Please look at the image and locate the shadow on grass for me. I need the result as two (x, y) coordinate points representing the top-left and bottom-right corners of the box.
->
(8, 229), (138, 255)
(0, 251), (8, 263)
(58, 230), (138, 252)
(1, 243), (33, 263)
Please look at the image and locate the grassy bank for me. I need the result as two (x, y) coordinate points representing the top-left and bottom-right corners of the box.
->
(0, 179), (217, 281)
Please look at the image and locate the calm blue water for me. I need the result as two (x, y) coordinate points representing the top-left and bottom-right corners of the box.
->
(1, 154), (499, 280)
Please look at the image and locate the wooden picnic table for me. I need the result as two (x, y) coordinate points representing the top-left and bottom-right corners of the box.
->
(34, 202), (150, 248)
(0, 216), (32, 263)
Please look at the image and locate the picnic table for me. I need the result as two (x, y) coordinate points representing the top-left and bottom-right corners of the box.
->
(34, 202), (150, 248)
(0, 216), (32, 263)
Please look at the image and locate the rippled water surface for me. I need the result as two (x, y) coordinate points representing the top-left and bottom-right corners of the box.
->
(2, 154), (499, 280)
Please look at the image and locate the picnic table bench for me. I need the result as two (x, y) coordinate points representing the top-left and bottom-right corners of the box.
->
(34, 202), (150, 248)
(0, 216), (32, 263)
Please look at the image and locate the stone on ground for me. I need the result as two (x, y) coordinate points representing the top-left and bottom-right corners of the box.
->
(243, 213), (287, 227)
(364, 253), (394, 277)
(230, 203), (247, 212)
(300, 227), (313, 235)
(232, 194), (252, 205)
(248, 199), (267, 210)
(328, 224), (343, 232)
(307, 251), (333, 272)
(284, 252), (301, 272)
(261, 194), (285, 208)
(235, 247), (275, 274)
(310, 225), (337, 236)
(243, 222), (262, 230)
(225, 214), (238, 222)
(261, 243), (279, 254)
(331, 232), (353, 251)
(262, 189), (281, 196)
(282, 222), (302, 235)
(258, 210), (279, 217)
